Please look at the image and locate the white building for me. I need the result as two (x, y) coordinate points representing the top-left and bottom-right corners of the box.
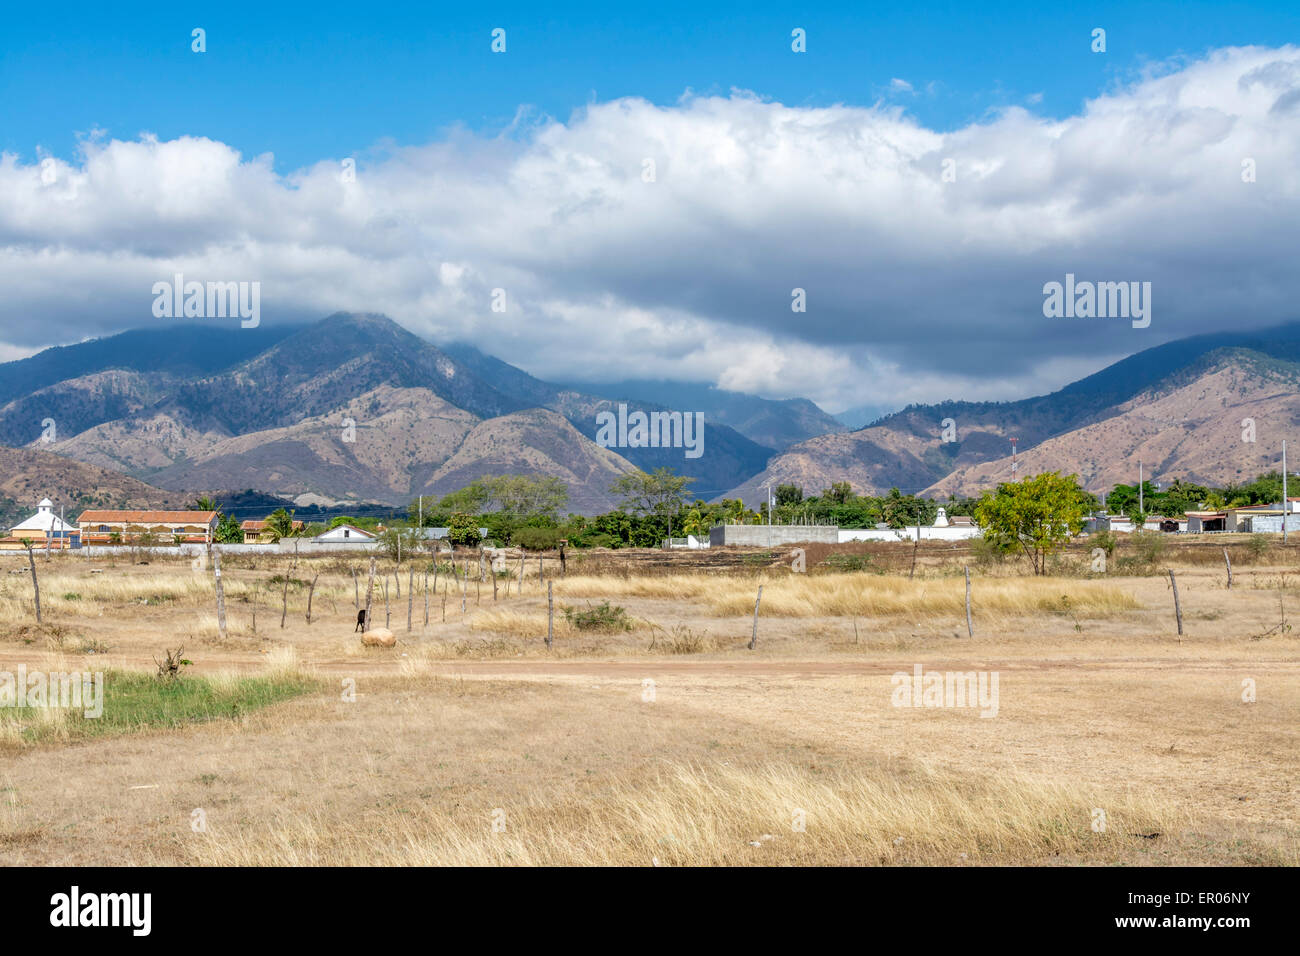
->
(838, 508), (982, 543)
(3, 498), (79, 550)
(312, 524), (376, 544)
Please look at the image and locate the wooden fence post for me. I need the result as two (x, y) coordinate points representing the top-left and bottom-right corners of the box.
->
(546, 580), (554, 650)
(423, 571), (429, 627)
(280, 556), (295, 629)
(213, 549), (227, 640)
(383, 578), (390, 628)
(353, 567), (359, 610)
(407, 566), (414, 631)
(964, 565), (974, 638)
(1224, 548), (1233, 590)
(305, 571), (319, 624)
(24, 541), (41, 623)
(747, 584), (763, 650)
(1168, 568), (1184, 638)
(364, 557), (375, 632)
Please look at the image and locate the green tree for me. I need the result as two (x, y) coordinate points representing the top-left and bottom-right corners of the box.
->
(974, 472), (1088, 575)
(610, 468), (696, 542)
(480, 474), (569, 520)
(264, 508), (297, 542)
(376, 524), (426, 562)
(823, 481), (853, 505)
(447, 512), (483, 548)
(774, 483), (803, 506)
(214, 513), (243, 544)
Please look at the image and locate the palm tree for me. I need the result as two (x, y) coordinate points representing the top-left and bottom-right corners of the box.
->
(193, 496), (218, 512)
(265, 508), (297, 541)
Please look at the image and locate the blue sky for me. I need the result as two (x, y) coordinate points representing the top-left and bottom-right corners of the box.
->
(5, 1), (1298, 171)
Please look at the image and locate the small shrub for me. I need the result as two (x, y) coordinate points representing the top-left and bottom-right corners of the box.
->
(1130, 531), (1168, 566)
(820, 552), (873, 573)
(1247, 534), (1273, 559)
(562, 601), (633, 632)
(61, 592), (81, 601)
(513, 526), (563, 551)
(155, 647), (193, 682)
(651, 624), (713, 654)
(267, 574), (308, 588)
(1092, 530), (1118, 557)
(969, 535), (1009, 567)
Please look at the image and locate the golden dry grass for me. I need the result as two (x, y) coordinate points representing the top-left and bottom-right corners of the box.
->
(187, 760), (1182, 866)
(0, 546), (1296, 867)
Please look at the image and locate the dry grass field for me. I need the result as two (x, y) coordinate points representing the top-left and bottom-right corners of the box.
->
(0, 538), (1296, 866)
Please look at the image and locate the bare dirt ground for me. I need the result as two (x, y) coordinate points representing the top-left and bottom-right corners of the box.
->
(0, 541), (1295, 865)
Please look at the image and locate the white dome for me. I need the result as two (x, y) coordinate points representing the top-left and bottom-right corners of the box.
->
(38, 498), (53, 509)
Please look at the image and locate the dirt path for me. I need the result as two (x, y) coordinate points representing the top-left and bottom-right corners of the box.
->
(7, 647), (1294, 678)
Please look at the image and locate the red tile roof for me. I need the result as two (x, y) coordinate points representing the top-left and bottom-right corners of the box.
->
(77, 510), (217, 523)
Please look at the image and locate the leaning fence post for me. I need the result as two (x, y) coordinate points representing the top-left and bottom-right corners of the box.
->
(306, 571), (319, 624)
(407, 566), (414, 631)
(1167, 568), (1184, 638)
(1224, 548), (1233, 590)
(964, 565), (974, 638)
(748, 584), (764, 650)
(546, 580), (554, 650)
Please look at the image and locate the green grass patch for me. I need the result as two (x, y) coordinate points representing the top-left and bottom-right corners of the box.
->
(0, 669), (320, 748)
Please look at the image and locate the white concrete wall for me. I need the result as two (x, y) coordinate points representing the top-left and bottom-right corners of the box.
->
(838, 526), (982, 543)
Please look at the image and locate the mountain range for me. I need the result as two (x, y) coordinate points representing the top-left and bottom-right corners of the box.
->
(0, 314), (831, 513)
(3, 313), (1299, 517)
(733, 324), (1300, 504)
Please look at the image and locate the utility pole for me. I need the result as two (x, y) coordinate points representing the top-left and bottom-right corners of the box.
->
(1139, 461), (1144, 518)
(1284, 441), (1289, 546)
(1009, 437), (1019, 477)
(767, 483), (772, 548)
(418, 495), (422, 529)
